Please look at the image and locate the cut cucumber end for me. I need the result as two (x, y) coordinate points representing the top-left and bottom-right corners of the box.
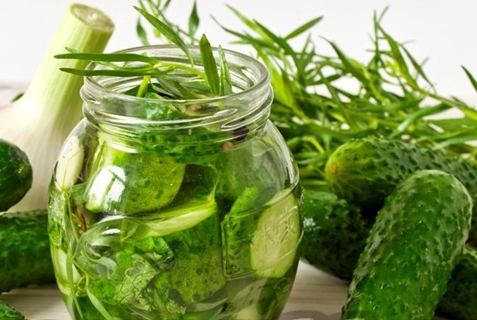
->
(232, 304), (261, 320)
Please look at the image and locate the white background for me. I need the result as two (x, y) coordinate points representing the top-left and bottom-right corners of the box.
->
(2, 0), (477, 103)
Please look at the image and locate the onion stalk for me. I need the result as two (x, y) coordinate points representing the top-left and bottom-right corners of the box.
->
(0, 3), (114, 211)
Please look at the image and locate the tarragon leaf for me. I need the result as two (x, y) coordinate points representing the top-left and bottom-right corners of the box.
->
(199, 34), (220, 96)
(135, 6), (193, 65)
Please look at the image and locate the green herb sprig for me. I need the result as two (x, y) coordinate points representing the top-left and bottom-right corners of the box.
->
(135, 0), (200, 46)
(55, 2), (230, 101)
(205, 6), (477, 189)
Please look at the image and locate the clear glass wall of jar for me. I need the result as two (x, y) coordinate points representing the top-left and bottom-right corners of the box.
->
(48, 45), (303, 320)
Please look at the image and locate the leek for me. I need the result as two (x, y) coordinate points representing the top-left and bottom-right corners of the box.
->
(0, 3), (114, 211)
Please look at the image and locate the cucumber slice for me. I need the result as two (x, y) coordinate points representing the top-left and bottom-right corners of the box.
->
(50, 248), (81, 295)
(140, 199), (218, 237)
(250, 190), (301, 278)
(232, 304), (261, 320)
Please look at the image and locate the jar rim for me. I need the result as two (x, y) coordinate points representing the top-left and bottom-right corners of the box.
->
(83, 44), (270, 105)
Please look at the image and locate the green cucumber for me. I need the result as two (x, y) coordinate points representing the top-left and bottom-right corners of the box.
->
(0, 139), (32, 211)
(301, 189), (373, 280)
(437, 248), (477, 320)
(325, 136), (477, 246)
(85, 141), (186, 215)
(0, 300), (25, 320)
(301, 188), (477, 319)
(0, 210), (55, 293)
(341, 170), (472, 320)
(221, 185), (276, 278)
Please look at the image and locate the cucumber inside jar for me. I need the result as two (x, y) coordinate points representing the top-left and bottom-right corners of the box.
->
(72, 207), (226, 318)
(250, 190), (302, 278)
(222, 186), (302, 279)
(49, 129), (301, 320)
(84, 140), (186, 215)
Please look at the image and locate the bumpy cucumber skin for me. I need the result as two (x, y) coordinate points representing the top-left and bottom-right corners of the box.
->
(0, 300), (25, 319)
(0, 210), (55, 293)
(0, 139), (32, 211)
(300, 189), (373, 280)
(325, 137), (477, 246)
(437, 247), (477, 320)
(341, 170), (472, 320)
(301, 190), (477, 319)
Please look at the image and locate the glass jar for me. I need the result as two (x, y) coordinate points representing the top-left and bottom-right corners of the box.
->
(48, 45), (303, 320)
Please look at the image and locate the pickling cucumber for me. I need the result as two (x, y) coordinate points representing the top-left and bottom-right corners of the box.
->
(325, 136), (477, 246)
(0, 210), (55, 293)
(301, 188), (373, 279)
(84, 140), (186, 215)
(0, 300), (25, 320)
(341, 170), (472, 320)
(437, 248), (477, 320)
(0, 138), (32, 211)
(301, 188), (477, 319)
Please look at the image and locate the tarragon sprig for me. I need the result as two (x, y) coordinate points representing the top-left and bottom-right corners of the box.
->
(217, 6), (477, 188)
(136, 2), (477, 189)
(55, 3), (230, 101)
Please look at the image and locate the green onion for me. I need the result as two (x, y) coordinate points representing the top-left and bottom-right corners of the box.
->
(0, 4), (114, 211)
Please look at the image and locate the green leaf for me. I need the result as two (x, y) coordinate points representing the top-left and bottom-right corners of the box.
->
(226, 5), (261, 35)
(326, 40), (369, 85)
(389, 103), (451, 138)
(171, 80), (200, 99)
(462, 66), (477, 94)
(86, 289), (115, 320)
(221, 28), (277, 52)
(433, 133), (477, 150)
(136, 75), (151, 98)
(218, 46), (233, 96)
(134, 6), (193, 65)
(55, 52), (158, 64)
(188, 1), (200, 41)
(199, 34), (220, 96)
(402, 46), (433, 88)
(136, 18), (150, 46)
(284, 16), (323, 40)
(376, 23), (419, 90)
(428, 117), (477, 131)
(456, 103), (477, 121)
(59, 68), (164, 77)
(254, 20), (295, 56)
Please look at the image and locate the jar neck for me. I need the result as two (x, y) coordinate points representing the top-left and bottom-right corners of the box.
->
(80, 45), (273, 145)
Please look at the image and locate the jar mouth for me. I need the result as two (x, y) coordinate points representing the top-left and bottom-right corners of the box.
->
(80, 45), (273, 133)
(83, 44), (271, 106)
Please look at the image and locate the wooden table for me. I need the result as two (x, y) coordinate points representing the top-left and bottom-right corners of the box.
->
(0, 82), (349, 319)
(0, 83), (450, 319)
(2, 263), (349, 320)
(1, 261), (451, 320)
